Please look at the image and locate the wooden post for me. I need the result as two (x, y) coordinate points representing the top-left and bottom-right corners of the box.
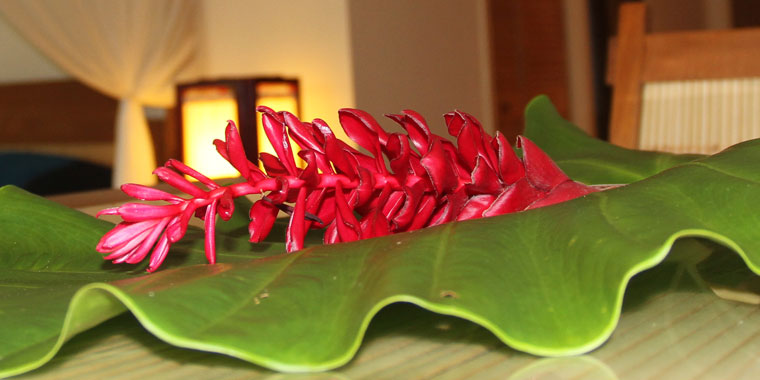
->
(609, 2), (646, 149)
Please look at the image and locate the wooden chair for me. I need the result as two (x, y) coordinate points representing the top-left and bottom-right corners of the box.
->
(607, 2), (760, 153)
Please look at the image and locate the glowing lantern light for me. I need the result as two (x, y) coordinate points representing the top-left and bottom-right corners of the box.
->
(176, 78), (300, 179)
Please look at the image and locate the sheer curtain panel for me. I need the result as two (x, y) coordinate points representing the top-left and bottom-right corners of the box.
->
(0, 0), (199, 185)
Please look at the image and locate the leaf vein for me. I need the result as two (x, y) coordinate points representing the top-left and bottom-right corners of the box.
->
(689, 162), (760, 185)
(429, 222), (456, 298)
(188, 249), (309, 336)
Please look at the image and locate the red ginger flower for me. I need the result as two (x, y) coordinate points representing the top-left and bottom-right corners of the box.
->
(97, 107), (601, 272)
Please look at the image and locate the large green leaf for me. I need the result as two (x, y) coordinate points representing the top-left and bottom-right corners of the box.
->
(0, 190), (275, 377)
(2, 99), (760, 376)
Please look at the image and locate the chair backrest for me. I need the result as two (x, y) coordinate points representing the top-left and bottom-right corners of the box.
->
(607, 2), (760, 153)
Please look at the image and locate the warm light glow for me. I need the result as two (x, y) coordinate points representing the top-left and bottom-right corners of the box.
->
(255, 81), (304, 167)
(181, 86), (240, 179)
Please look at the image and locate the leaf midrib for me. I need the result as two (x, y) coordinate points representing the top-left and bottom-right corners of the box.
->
(187, 249), (309, 337)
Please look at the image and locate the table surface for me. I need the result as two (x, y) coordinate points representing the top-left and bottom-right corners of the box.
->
(19, 189), (760, 380)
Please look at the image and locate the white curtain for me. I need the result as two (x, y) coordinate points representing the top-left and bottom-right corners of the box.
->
(0, 0), (199, 186)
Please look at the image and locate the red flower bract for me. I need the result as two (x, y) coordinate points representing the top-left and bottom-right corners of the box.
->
(97, 108), (601, 272)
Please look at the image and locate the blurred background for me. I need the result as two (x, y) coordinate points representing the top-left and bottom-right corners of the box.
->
(1, 0), (759, 194)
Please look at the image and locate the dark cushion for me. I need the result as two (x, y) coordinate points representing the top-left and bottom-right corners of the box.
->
(0, 152), (111, 195)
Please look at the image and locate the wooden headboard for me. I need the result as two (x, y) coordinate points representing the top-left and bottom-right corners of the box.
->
(0, 80), (177, 167)
(0, 80), (116, 166)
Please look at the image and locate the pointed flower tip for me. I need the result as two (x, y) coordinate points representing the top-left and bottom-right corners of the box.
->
(224, 120), (238, 133)
(256, 105), (275, 114)
(96, 208), (118, 218)
(166, 158), (184, 167)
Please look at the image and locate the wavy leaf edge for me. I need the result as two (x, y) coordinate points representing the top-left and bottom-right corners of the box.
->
(4, 217), (754, 375)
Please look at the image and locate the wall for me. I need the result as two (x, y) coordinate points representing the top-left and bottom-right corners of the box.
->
(347, 0), (494, 135)
(196, 0), (356, 131)
(563, 0), (595, 135)
(1, 0), (493, 139)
